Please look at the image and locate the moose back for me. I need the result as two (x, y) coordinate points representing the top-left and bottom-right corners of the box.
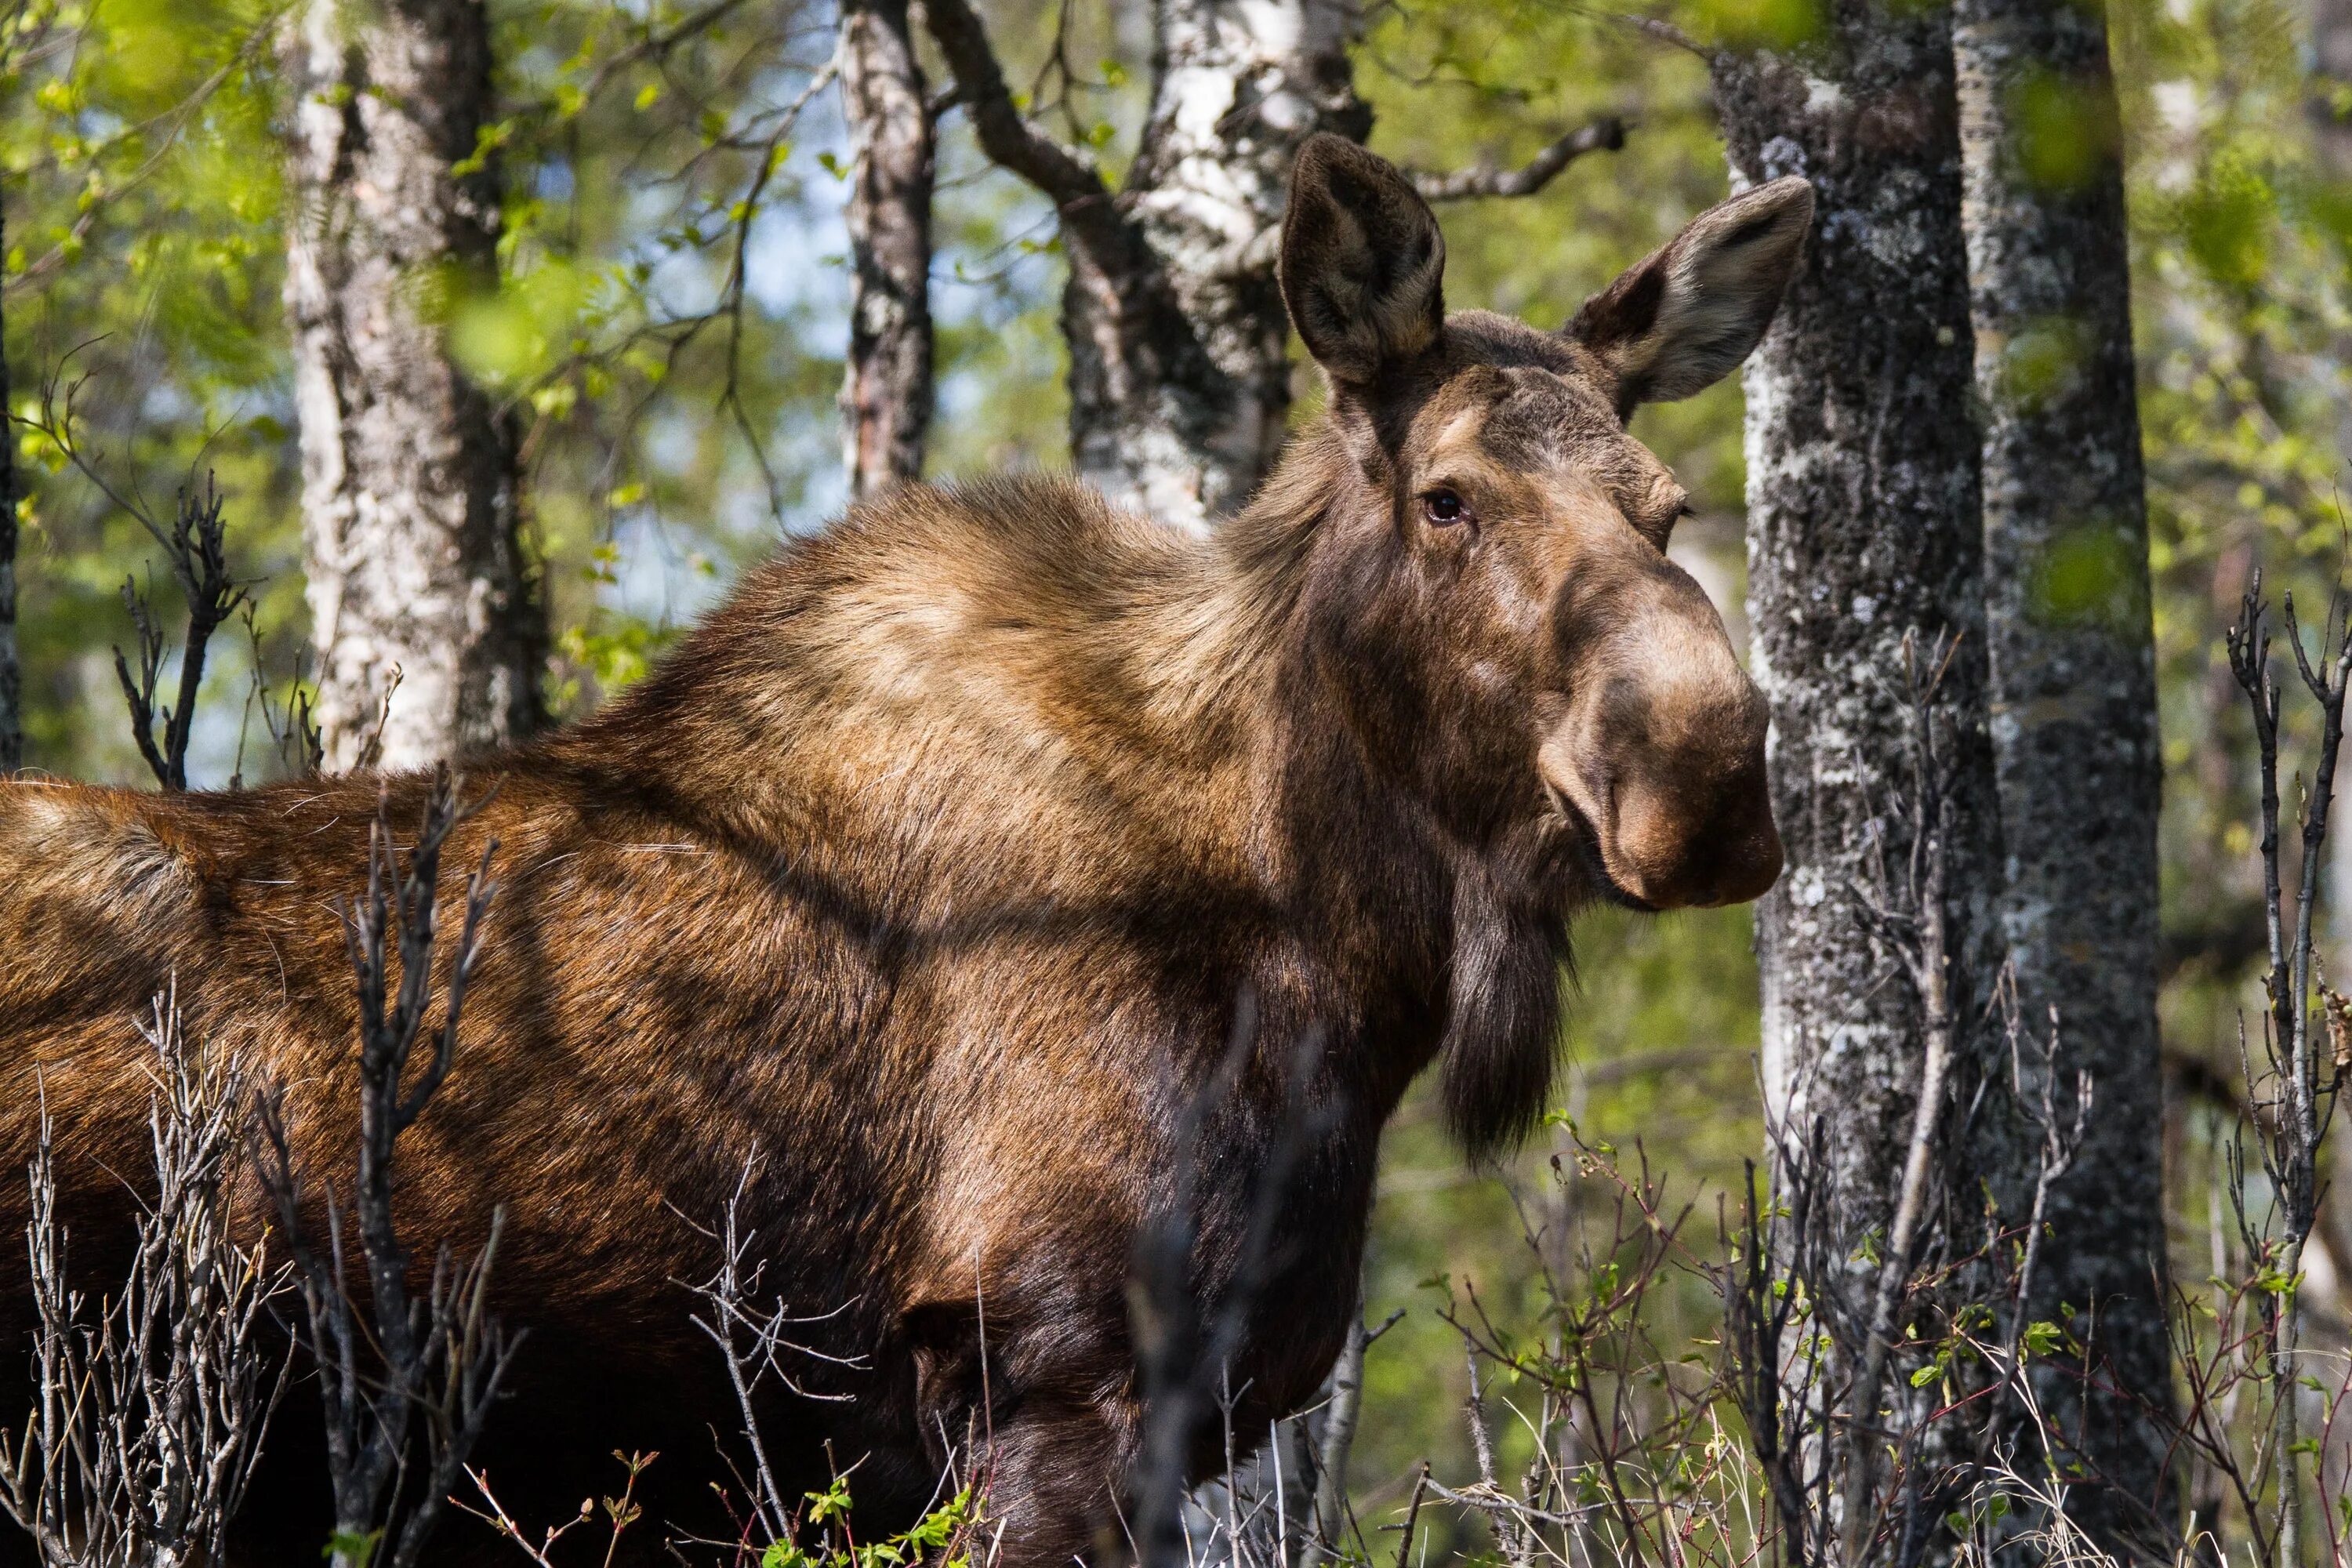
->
(0, 137), (1805, 1564)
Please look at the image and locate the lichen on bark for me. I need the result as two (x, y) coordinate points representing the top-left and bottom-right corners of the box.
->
(1715, 1), (2010, 1532)
(1954, 0), (2176, 1534)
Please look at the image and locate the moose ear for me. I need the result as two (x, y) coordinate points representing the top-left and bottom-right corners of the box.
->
(1567, 176), (1814, 412)
(1280, 134), (1447, 387)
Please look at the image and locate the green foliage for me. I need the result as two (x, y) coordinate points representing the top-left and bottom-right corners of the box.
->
(4, 0), (297, 782)
(323, 1528), (381, 1566)
(758, 1479), (975, 1568)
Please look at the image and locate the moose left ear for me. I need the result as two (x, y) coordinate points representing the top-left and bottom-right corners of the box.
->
(1567, 176), (1815, 413)
(1280, 134), (1447, 387)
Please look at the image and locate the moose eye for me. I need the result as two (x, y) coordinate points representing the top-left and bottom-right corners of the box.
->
(1421, 488), (1472, 527)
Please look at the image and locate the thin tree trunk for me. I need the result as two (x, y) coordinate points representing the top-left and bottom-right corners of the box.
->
(2314, 0), (2352, 172)
(1714, 4), (2005, 1543)
(0, 187), (18, 775)
(839, 0), (935, 499)
(1951, 0), (2179, 1541)
(282, 0), (543, 771)
(1080, 0), (1369, 525)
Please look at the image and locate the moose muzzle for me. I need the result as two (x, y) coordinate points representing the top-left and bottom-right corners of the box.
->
(1541, 561), (1783, 911)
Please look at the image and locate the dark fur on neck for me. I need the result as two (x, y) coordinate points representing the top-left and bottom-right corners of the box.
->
(589, 442), (1579, 1156)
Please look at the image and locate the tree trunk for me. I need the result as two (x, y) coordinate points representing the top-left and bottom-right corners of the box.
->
(839, 0), (935, 499)
(2314, 0), (2352, 172)
(1952, 0), (2178, 1539)
(1713, 1), (2006, 1538)
(927, 0), (1365, 530)
(281, 0), (543, 771)
(1070, 0), (1368, 525)
(0, 188), (18, 775)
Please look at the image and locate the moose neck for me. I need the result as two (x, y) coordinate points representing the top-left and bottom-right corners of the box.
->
(1214, 423), (1574, 1149)
(585, 440), (1569, 1146)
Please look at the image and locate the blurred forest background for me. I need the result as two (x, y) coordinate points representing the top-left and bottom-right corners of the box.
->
(6, 0), (2352, 1549)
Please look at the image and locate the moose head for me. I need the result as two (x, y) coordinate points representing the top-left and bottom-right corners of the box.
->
(1276, 133), (1808, 913)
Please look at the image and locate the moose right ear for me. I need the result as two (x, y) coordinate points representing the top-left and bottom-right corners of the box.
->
(1279, 134), (1446, 387)
(1567, 176), (1814, 415)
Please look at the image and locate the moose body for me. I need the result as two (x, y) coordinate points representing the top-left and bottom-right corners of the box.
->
(0, 140), (1806, 1565)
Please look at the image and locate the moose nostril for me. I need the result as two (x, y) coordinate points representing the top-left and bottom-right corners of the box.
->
(1706, 804), (1783, 906)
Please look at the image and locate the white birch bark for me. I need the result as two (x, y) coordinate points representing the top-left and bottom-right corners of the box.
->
(282, 0), (542, 770)
(840, 0), (935, 499)
(0, 189), (17, 775)
(927, 0), (1365, 529)
(1084, 0), (1370, 524)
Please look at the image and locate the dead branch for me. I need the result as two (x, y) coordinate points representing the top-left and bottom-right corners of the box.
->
(252, 768), (520, 1568)
(672, 1155), (865, 1552)
(1410, 118), (1628, 202)
(1837, 630), (1970, 1566)
(0, 993), (289, 1567)
(2223, 570), (2352, 1568)
(113, 477), (246, 790)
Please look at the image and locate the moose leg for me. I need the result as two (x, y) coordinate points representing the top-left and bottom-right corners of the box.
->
(969, 1390), (1141, 1566)
(904, 1298), (1140, 1566)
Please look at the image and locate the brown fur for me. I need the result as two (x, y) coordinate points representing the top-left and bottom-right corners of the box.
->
(0, 139), (1806, 1563)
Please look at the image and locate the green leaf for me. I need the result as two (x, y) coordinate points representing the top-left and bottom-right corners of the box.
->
(805, 1472), (855, 1524)
(325, 1531), (381, 1567)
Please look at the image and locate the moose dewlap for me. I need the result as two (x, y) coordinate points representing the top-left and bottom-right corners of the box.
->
(0, 137), (1805, 1566)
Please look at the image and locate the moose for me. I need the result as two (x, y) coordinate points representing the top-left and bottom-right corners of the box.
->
(0, 136), (1807, 1563)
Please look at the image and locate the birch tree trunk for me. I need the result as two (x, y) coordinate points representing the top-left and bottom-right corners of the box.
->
(0, 190), (18, 775)
(1714, 2), (2006, 1530)
(927, 0), (1366, 529)
(1952, 0), (2177, 1536)
(281, 0), (543, 771)
(1080, 0), (1369, 524)
(2314, 0), (2352, 172)
(839, 0), (935, 499)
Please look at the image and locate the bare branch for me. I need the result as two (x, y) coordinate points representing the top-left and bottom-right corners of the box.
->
(1410, 118), (1628, 202)
(252, 769), (520, 1568)
(922, 0), (1137, 274)
(111, 477), (247, 791)
(1562, 5), (1715, 59)
(0, 995), (290, 1566)
(671, 1156), (863, 1553)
